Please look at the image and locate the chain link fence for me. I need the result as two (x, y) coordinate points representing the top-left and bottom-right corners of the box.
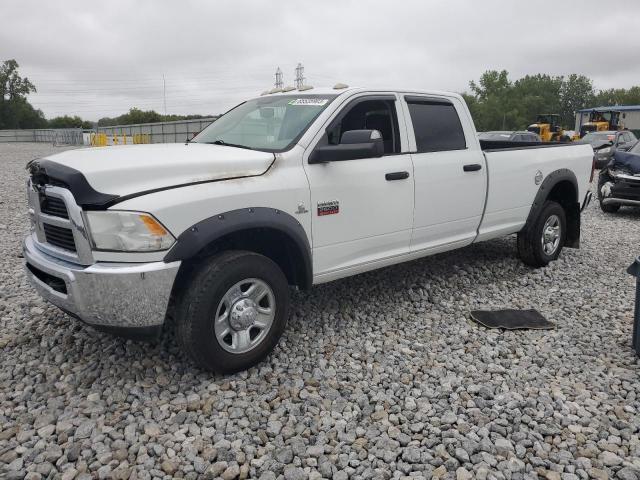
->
(0, 117), (219, 146)
(0, 128), (85, 145)
(97, 117), (218, 144)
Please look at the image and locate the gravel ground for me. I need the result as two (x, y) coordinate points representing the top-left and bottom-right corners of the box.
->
(1, 142), (640, 480)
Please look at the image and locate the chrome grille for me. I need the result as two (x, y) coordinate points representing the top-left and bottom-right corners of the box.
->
(26, 179), (94, 265)
(43, 223), (77, 252)
(40, 196), (69, 219)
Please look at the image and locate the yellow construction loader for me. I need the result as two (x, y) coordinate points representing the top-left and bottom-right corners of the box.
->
(579, 110), (622, 138)
(526, 114), (567, 142)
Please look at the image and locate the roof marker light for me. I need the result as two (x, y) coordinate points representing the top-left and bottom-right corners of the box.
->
(333, 83), (349, 89)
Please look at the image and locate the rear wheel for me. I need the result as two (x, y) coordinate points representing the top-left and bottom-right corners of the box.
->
(517, 201), (566, 267)
(175, 251), (290, 373)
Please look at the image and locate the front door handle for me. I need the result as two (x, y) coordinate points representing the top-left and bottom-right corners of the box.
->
(385, 171), (410, 181)
(463, 164), (482, 172)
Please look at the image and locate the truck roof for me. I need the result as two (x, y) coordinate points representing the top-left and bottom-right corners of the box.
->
(257, 86), (462, 100)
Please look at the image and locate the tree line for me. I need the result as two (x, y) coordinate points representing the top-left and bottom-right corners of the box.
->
(0, 60), (214, 130)
(96, 109), (214, 127)
(462, 70), (640, 132)
(3, 58), (640, 131)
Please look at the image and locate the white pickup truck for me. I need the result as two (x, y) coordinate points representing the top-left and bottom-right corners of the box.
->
(24, 86), (594, 372)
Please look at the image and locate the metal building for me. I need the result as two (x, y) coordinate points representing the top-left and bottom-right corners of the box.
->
(575, 105), (640, 136)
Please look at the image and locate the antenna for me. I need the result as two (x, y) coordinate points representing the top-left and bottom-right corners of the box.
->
(294, 63), (305, 89)
(274, 67), (283, 89)
(162, 74), (167, 115)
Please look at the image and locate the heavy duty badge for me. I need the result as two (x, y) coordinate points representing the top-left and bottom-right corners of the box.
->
(317, 200), (339, 216)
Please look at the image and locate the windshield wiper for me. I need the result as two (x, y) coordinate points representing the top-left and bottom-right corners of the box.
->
(209, 139), (254, 150)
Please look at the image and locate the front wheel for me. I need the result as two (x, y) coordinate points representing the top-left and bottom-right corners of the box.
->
(175, 251), (290, 373)
(597, 173), (620, 213)
(600, 201), (620, 214)
(517, 201), (566, 267)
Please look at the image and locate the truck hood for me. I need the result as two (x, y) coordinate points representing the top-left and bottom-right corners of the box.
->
(31, 143), (275, 207)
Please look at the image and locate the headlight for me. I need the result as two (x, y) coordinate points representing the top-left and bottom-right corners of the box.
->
(85, 211), (175, 252)
(597, 147), (612, 155)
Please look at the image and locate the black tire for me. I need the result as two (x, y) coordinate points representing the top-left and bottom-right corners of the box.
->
(600, 201), (620, 213)
(175, 250), (290, 374)
(517, 201), (566, 268)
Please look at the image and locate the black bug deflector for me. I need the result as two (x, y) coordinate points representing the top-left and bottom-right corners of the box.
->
(28, 159), (119, 208)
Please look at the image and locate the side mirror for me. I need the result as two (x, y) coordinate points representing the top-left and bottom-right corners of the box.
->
(309, 129), (384, 164)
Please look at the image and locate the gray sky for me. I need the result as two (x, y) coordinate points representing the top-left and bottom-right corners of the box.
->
(3, 0), (640, 121)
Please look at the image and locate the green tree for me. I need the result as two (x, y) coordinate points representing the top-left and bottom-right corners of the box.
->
(48, 115), (93, 129)
(511, 74), (563, 128)
(466, 70), (515, 131)
(593, 86), (640, 106)
(97, 108), (216, 126)
(558, 74), (595, 127)
(0, 59), (46, 129)
(464, 71), (599, 132)
(98, 107), (164, 126)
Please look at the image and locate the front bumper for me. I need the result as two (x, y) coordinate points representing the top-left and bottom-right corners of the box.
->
(600, 174), (640, 207)
(23, 235), (181, 329)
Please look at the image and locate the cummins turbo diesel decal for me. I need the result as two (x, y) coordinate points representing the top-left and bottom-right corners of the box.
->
(317, 200), (339, 216)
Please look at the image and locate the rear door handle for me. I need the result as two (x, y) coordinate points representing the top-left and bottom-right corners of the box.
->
(385, 171), (410, 181)
(463, 164), (482, 172)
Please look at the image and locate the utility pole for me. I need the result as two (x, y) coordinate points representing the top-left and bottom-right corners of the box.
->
(274, 67), (283, 89)
(294, 63), (305, 89)
(162, 74), (167, 115)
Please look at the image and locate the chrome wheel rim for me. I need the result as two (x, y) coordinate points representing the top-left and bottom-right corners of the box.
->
(541, 214), (561, 255)
(213, 278), (275, 354)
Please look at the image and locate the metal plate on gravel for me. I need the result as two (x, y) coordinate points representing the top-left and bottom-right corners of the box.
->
(470, 309), (555, 330)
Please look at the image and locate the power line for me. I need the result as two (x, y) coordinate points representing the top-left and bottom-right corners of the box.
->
(162, 74), (167, 115)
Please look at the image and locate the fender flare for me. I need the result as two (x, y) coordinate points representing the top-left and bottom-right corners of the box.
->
(163, 207), (312, 289)
(522, 168), (581, 248)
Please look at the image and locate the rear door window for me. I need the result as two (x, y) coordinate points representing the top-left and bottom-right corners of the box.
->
(405, 97), (467, 153)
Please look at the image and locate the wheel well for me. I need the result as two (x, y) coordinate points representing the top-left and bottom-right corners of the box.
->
(173, 227), (311, 293)
(547, 180), (580, 248)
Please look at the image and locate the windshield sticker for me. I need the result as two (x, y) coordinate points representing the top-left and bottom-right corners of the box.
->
(288, 98), (328, 106)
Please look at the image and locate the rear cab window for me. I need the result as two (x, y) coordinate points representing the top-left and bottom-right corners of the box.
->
(404, 96), (467, 153)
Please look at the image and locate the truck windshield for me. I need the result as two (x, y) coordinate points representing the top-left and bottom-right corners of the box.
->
(193, 94), (337, 152)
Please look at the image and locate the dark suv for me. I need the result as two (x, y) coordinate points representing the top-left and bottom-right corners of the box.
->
(581, 130), (638, 168)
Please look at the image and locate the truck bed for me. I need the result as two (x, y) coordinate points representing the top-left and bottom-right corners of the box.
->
(479, 139), (576, 151)
(475, 141), (594, 242)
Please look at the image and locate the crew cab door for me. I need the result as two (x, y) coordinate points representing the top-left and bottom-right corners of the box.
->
(402, 95), (487, 251)
(303, 94), (414, 280)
